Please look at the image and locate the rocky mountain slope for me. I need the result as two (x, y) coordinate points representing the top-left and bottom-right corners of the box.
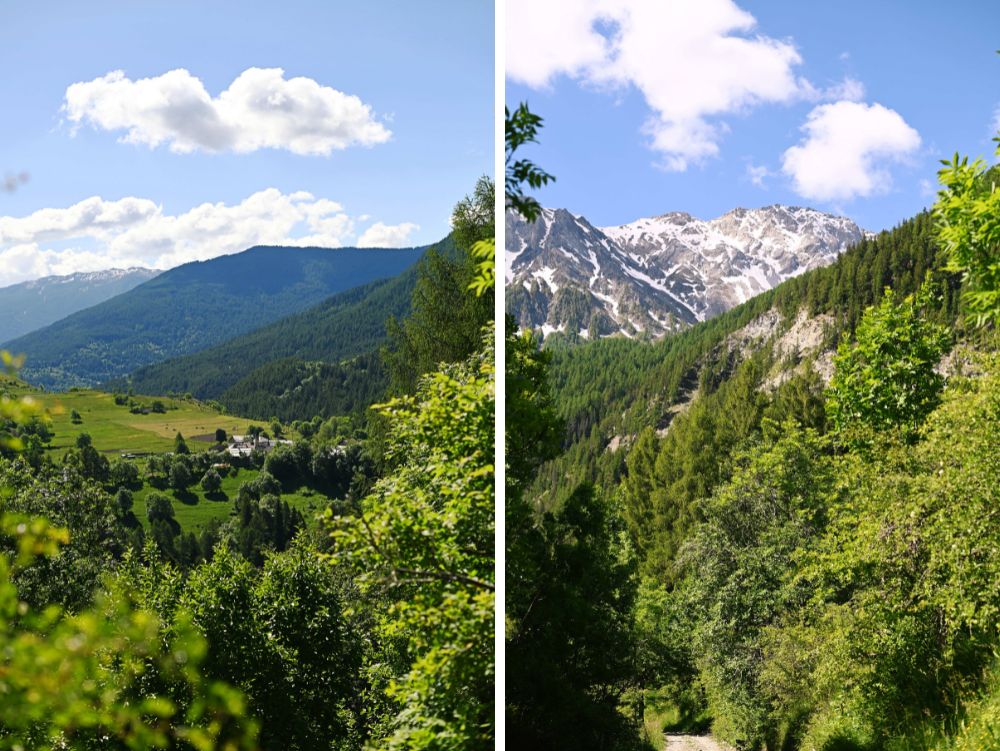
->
(506, 205), (868, 338)
(0, 268), (159, 343)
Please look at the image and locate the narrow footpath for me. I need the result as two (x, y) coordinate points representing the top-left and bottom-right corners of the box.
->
(664, 734), (736, 751)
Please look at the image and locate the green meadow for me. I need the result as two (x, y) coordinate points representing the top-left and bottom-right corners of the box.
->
(2, 374), (322, 533)
(132, 468), (325, 532)
(2, 375), (270, 454)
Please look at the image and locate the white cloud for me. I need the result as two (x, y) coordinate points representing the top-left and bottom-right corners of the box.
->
(0, 190), (418, 287)
(745, 162), (772, 188)
(781, 101), (921, 202)
(507, 0), (806, 169)
(63, 67), (391, 155)
(357, 221), (420, 248)
(820, 77), (865, 103)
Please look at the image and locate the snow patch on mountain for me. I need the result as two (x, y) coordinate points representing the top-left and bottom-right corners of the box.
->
(506, 205), (867, 340)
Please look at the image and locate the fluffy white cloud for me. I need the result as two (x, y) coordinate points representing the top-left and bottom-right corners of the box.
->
(64, 67), (391, 155)
(507, 0), (806, 170)
(357, 221), (420, 248)
(781, 101), (921, 202)
(0, 190), (418, 287)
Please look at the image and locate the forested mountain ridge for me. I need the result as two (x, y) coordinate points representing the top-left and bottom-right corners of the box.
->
(506, 204), (866, 340)
(119, 245), (427, 399)
(0, 267), (159, 343)
(4, 243), (427, 390)
(118, 235), (464, 422)
(537, 208), (958, 495)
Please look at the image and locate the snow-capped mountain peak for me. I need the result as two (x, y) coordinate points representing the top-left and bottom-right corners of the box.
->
(506, 205), (868, 340)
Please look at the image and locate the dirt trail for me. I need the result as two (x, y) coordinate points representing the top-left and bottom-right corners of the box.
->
(663, 734), (735, 751)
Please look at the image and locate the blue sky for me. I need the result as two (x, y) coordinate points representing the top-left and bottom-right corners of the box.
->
(0, 0), (493, 285)
(506, 0), (999, 232)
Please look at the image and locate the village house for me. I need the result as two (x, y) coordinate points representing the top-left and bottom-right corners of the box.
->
(227, 434), (293, 458)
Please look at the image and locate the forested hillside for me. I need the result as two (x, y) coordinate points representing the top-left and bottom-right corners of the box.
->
(506, 100), (1000, 750)
(119, 228), (489, 423)
(120, 241), (444, 399)
(535, 208), (961, 502)
(5, 244), (426, 389)
(219, 352), (388, 422)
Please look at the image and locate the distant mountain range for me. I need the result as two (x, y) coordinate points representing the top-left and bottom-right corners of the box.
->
(3, 244), (428, 390)
(121, 237), (450, 400)
(506, 205), (868, 339)
(0, 268), (160, 343)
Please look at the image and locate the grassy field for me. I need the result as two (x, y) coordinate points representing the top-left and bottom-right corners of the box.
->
(1, 374), (324, 533)
(2, 374), (271, 455)
(132, 468), (328, 532)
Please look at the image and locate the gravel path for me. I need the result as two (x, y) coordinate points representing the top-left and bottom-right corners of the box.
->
(663, 734), (735, 751)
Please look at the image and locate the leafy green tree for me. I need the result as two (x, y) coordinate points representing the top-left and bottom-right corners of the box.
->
(200, 468), (222, 494)
(328, 331), (495, 750)
(70, 408), (82, 424)
(0, 458), (127, 610)
(117, 543), (359, 750)
(506, 483), (639, 750)
(110, 457), (141, 489)
(215, 427), (227, 443)
(825, 286), (950, 442)
(115, 487), (134, 514)
(505, 103), (555, 221)
(250, 470), (281, 498)
(146, 492), (176, 525)
(680, 426), (832, 748)
(170, 459), (193, 490)
(64, 439), (111, 483)
(451, 175), (495, 255)
(383, 179), (495, 394)
(934, 134), (1000, 326)
(504, 319), (562, 494)
(174, 431), (190, 454)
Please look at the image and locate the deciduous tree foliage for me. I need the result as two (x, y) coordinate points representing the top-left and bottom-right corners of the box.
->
(825, 285), (950, 443)
(935, 142), (1000, 326)
(383, 180), (495, 395)
(328, 330), (495, 751)
(505, 320), (642, 750)
(0, 356), (256, 750)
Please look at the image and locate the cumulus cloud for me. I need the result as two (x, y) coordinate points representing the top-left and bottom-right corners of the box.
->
(781, 101), (921, 202)
(0, 190), (418, 287)
(63, 67), (391, 155)
(507, 0), (807, 170)
(357, 221), (420, 248)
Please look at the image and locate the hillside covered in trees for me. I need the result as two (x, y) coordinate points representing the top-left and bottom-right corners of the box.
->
(506, 107), (1000, 751)
(4, 244), (427, 390)
(119, 244), (437, 399)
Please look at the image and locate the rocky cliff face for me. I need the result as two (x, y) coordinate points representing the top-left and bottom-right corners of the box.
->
(506, 205), (868, 339)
